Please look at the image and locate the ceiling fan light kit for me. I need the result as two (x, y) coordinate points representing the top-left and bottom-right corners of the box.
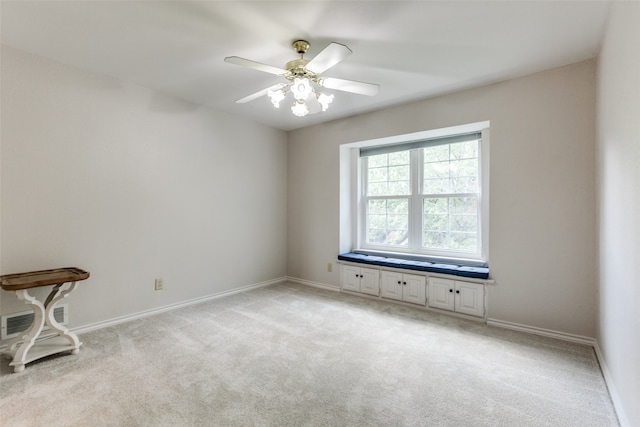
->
(225, 40), (379, 117)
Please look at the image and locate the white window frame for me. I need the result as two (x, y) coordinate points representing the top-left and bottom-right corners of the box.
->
(355, 123), (489, 264)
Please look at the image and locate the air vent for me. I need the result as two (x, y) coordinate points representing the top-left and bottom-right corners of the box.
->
(1, 304), (68, 340)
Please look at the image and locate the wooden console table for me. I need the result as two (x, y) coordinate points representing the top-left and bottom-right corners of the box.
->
(0, 267), (90, 373)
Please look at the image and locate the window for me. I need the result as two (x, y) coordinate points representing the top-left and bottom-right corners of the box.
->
(359, 131), (485, 261)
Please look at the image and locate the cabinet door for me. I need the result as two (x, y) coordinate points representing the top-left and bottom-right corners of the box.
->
(380, 270), (403, 301)
(360, 267), (380, 296)
(454, 281), (485, 317)
(341, 265), (361, 292)
(402, 274), (426, 305)
(428, 277), (455, 311)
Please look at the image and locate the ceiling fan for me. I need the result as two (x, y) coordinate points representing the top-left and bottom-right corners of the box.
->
(224, 40), (379, 117)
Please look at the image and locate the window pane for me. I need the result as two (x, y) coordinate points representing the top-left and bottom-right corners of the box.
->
(388, 165), (409, 181)
(367, 154), (388, 168)
(423, 145), (449, 162)
(388, 180), (410, 194)
(450, 158), (478, 193)
(388, 151), (410, 165)
(450, 197), (477, 214)
(368, 167), (388, 183)
(423, 161), (449, 179)
(367, 199), (409, 246)
(423, 140), (479, 196)
(366, 151), (410, 196)
(424, 178), (450, 194)
(424, 214), (449, 231)
(423, 198), (448, 215)
(368, 199), (387, 214)
(450, 176), (478, 193)
(423, 197), (449, 249)
(423, 231), (448, 249)
(450, 140), (478, 160)
(367, 182), (388, 197)
(451, 214), (477, 233)
(422, 196), (478, 253)
(450, 159), (478, 177)
(450, 232), (477, 251)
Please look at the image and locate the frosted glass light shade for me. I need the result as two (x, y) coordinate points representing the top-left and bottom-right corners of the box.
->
(291, 77), (312, 101)
(317, 93), (334, 111)
(291, 100), (309, 117)
(267, 88), (286, 108)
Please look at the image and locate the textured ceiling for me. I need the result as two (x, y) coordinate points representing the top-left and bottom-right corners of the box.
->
(1, 1), (611, 131)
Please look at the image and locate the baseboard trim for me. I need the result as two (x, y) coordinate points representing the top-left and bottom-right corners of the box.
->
(594, 341), (630, 427)
(286, 276), (340, 292)
(71, 276), (288, 336)
(486, 318), (595, 346)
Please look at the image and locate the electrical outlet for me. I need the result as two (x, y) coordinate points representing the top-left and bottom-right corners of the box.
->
(327, 263), (333, 272)
(155, 278), (164, 291)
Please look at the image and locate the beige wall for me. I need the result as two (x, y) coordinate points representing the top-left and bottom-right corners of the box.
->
(0, 46), (288, 329)
(596, 2), (640, 426)
(289, 60), (597, 338)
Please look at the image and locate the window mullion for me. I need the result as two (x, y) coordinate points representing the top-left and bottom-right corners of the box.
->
(410, 149), (422, 252)
(423, 192), (478, 199)
(365, 195), (410, 201)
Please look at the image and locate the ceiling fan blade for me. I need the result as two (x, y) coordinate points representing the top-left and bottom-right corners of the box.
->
(320, 77), (379, 96)
(306, 42), (352, 74)
(224, 56), (287, 76)
(235, 83), (287, 104)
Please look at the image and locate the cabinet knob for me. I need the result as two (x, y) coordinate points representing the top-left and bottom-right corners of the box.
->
(397, 281), (401, 284)
(403, 282), (406, 285)
(449, 289), (453, 293)
(456, 290), (460, 294)
(360, 275), (364, 278)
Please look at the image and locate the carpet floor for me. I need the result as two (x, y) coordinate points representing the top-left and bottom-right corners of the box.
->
(0, 281), (619, 426)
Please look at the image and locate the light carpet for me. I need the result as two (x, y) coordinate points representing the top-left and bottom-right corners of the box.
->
(0, 281), (619, 426)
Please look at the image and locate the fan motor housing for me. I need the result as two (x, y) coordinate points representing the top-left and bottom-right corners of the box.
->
(285, 59), (310, 76)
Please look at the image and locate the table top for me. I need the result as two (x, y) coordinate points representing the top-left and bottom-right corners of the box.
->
(1, 268), (90, 291)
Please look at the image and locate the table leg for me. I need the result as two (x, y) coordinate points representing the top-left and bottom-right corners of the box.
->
(9, 289), (46, 373)
(6, 282), (83, 373)
(43, 282), (82, 353)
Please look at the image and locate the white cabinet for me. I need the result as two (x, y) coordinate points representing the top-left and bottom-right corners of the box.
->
(340, 262), (487, 318)
(428, 277), (485, 317)
(341, 265), (380, 296)
(455, 281), (485, 317)
(380, 270), (426, 305)
(428, 277), (455, 311)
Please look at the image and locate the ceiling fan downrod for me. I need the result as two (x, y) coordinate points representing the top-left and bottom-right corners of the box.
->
(286, 40), (312, 78)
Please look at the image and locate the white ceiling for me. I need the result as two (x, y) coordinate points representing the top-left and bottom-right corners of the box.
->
(1, 1), (611, 131)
